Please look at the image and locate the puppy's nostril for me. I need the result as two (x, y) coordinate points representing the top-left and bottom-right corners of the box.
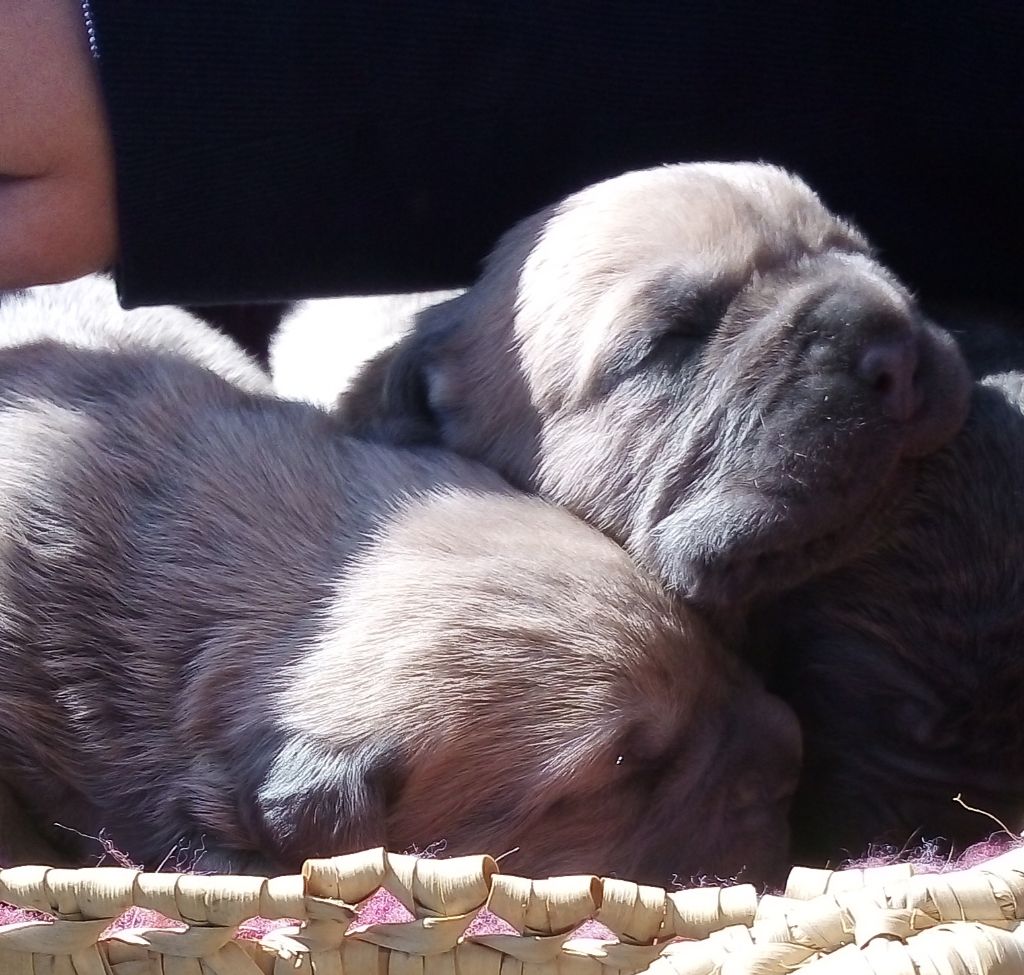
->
(857, 341), (921, 422)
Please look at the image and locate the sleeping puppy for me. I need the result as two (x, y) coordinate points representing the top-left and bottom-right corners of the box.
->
(0, 341), (800, 884)
(334, 163), (971, 610)
(0, 274), (272, 393)
(758, 311), (1024, 863)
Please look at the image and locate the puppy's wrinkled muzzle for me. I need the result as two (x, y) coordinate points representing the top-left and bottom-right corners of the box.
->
(635, 266), (972, 609)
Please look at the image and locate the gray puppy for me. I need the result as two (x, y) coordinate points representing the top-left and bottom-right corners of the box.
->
(758, 311), (1024, 863)
(337, 163), (971, 610)
(0, 274), (271, 392)
(0, 337), (799, 884)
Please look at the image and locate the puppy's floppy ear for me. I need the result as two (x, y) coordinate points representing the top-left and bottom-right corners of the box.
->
(336, 297), (464, 445)
(243, 734), (407, 866)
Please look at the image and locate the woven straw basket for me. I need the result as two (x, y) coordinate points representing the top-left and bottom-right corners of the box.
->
(1, 845), (1023, 974)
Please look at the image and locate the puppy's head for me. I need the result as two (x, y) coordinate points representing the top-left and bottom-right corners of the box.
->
(342, 163), (970, 608)
(274, 492), (802, 885)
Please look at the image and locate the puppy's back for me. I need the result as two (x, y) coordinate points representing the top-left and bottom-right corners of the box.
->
(0, 274), (271, 393)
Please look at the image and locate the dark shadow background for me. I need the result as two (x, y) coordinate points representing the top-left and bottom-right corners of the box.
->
(89, 1), (1023, 353)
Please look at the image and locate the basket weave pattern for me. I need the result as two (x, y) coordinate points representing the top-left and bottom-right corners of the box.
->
(0, 846), (1022, 974)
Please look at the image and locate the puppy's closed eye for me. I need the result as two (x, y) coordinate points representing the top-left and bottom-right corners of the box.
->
(623, 283), (733, 381)
(611, 723), (683, 786)
(652, 287), (731, 346)
(599, 297), (714, 387)
(646, 319), (707, 369)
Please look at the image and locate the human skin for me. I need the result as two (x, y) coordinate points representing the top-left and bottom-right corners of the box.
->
(0, 0), (117, 289)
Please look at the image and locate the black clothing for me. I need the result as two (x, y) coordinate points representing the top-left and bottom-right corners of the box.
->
(88, 2), (1023, 353)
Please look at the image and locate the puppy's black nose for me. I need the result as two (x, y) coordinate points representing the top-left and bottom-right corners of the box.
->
(808, 283), (927, 426)
(857, 339), (921, 422)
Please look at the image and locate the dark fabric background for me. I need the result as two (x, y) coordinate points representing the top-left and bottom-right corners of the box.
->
(88, 2), (1023, 349)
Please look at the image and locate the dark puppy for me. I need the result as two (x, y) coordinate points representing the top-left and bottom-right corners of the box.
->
(759, 313), (1024, 862)
(0, 341), (799, 883)
(337, 163), (971, 610)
